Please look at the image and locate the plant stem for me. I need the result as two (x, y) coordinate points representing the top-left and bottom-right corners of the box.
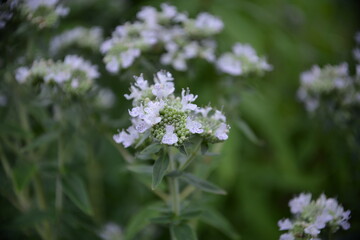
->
(168, 148), (180, 217)
(179, 139), (202, 171)
(15, 95), (53, 240)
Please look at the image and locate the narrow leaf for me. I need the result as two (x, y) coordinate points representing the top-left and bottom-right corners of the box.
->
(236, 119), (263, 146)
(13, 162), (37, 191)
(200, 207), (240, 240)
(170, 223), (197, 240)
(152, 150), (169, 189)
(22, 131), (59, 151)
(136, 143), (162, 160)
(127, 165), (153, 175)
(63, 175), (93, 215)
(135, 130), (150, 148)
(124, 204), (159, 240)
(181, 173), (226, 195)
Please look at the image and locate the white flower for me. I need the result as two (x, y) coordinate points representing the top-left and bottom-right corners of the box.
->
(213, 110), (226, 122)
(181, 88), (198, 111)
(55, 5), (69, 16)
(15, 67), (30, 83)
(304, 224), (320, 236)
(98, 222), (123, 240)
(186, 117), (203, 134)
(134, 119), (151, 133)
(124, 74), (149, 101)
(280, 233), (294, 240)
(195, 13), (223, 34)
(106, 58), (120, 73)
(113, 126), (139, 148)
(278, 219), (293, 231)
(215, 123), (229, 140)
(289, 193), (311, 214)
(160, 3), (177, 19)
(233, 43), (259, 62)
(162, 125), (178, 145)
(313, 211), (333, 229)
(143, 100), (164, 125)
(217, 54), (242, 76)
(121, 48), (141, 68)
(100, 39), (113, 53)
(152, 71), (175, 98)
(196, 106), (212, 117)
(137, 6), (158, 27)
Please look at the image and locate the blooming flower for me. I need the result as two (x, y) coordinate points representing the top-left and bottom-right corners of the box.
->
(217, 43), (272, 76)
(50, 27), (103, 55)
(113, 70), (230, 148)
(15, 55), (99, 94)
(278, 193), (351, 240)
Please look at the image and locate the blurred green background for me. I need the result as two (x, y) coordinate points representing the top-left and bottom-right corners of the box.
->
(1, 0), (360, 239)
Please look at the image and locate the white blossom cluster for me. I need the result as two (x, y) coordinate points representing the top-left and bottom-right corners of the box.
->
(20, 0), (69, 28)
(101, 3), (223, 73)
(217, 43), (272, 76)
(278, 193), (351, 240)
(297, 63), (360, 113)
(50, 26), (103, 55)
(298, 33), (360, 115)
(15, 55), (99, 94)
(113, 70), (230, 148)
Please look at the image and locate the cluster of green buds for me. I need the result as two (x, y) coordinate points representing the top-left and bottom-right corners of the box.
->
(113, 70), (230, 148)
(15, 55), (99, 94)
(278, 193), (350, 240)
(20, 0), (69, 28)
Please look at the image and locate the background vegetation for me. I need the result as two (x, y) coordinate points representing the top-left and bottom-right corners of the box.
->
(1, 0), (359, 239)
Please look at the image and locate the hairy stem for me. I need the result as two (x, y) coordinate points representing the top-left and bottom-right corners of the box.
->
(168, 148), (180, 217)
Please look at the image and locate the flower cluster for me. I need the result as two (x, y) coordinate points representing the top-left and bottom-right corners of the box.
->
(101, 3), (222, 73)
(15, 55), (99, 94)
(217, 43), (272, 76)
(50, 26), (103, 55)
(278, 193), (351, 240)
(297, 63), (360, 113)
(298, 33), (360, 115)
(113, 70), (230, 148)
(20, 0), (69, 28)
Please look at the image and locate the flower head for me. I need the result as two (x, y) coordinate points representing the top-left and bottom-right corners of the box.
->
(113, 70), (229, 148)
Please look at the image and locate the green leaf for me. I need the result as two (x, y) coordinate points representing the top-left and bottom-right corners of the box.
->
(152, 150), (169, 189)
(170, 223), (197, 240)
(200, 142), (209, 155)
(136, 143), (162, 160)
(63, 175), (93, 215)
(200, 207), (240, 240)
(127, 165), (153, 175)
(134, 130), (150, 148)
(180, 208), (203, 220)
(22, 131), (59, 152)
(124, 204), (160, 240)
(181, 173), (226, 195)
(236, 119), (263, 146)
(13, 162), (37, 191)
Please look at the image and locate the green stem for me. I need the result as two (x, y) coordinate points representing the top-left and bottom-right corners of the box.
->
(168, 148), (180, 217)
(15, 95), (53, 240)
(55, 136), (64, 213)
(179, 139), (202, 171)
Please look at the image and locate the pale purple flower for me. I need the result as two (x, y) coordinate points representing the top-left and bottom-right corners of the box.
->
(289, 193), (312, 214)
(186, 117), (203, 134)
(162, 125), (178, 145)
(278, 219), (293, 231)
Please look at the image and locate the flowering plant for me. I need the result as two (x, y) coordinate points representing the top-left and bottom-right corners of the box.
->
(278, 193), (351, 240)
(113, 70), (234, 239)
